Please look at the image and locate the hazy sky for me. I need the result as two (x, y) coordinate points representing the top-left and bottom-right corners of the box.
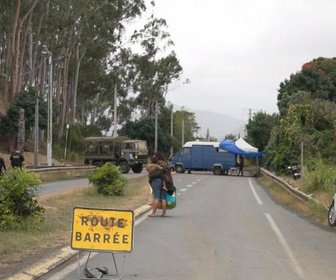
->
(146, 0), (336, 121)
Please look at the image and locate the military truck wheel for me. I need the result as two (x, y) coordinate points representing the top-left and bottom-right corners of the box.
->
(132, 164), (143, 173)
(119, 162), (130, 174)
(175, 165), (184, 174)
(213, 166), (223, 175)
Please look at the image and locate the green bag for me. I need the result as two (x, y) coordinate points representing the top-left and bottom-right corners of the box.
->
(165, 191), (176, 209)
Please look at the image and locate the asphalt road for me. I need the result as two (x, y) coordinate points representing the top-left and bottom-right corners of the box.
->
(39, 171), (336, 280)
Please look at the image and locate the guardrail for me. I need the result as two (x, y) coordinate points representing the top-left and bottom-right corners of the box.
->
(28, 165), (96, 181)
(260, 167), (328, 209)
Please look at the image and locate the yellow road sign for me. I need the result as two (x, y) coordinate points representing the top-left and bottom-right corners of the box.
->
(71, 207), (134, 252)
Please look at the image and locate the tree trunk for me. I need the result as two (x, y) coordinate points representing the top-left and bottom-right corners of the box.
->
(71, 44), (85, 124)
(10, 0), (21, 99)
(57, 50), (71, 144)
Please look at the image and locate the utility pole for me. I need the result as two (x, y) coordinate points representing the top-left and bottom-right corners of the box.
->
(243, 108), (258, 120)
(34, 98), (39, 168)
(170, 104), (174, 154)
(34, 52), (47, 168)
(182, 118), (184, 146)
(181, 108), (185, 146)
(155, 101), (158, 153)
(113, 84), (118, 137)
(47, 52), (53, 166)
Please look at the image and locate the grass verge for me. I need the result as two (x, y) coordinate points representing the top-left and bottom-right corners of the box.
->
(0, 175), (150, 279)
(257, 175), (329, 226)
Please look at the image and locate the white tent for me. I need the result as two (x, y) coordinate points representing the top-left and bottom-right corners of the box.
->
(235, 137), (258, 152)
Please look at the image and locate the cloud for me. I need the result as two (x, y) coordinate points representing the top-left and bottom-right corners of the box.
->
(143, 0), (336, 120)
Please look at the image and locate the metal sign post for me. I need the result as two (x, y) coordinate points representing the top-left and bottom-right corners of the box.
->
(71, 207), (134, 279)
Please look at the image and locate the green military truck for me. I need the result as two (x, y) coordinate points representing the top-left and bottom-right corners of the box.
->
(84, 136), (148, 174)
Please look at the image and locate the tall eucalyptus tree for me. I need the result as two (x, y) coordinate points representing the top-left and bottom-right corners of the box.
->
(130, 17), (183, 118)
(0, 0), (185, 151)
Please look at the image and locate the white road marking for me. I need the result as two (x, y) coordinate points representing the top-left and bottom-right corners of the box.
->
(249, 178), (263, 205)
(179, 188), (188, 192)
(265, 213), (305, 279)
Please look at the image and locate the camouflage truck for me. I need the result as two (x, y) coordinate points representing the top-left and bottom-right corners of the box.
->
(84, 136), (148, 174)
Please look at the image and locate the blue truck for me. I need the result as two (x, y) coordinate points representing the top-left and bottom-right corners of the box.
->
(170, 141), (237, 175)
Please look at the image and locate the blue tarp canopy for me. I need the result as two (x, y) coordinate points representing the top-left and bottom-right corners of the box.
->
(219, 139), (262, 158)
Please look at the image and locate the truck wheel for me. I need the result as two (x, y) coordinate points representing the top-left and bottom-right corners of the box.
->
(175, 165), (184, 174)
(213, 166), (223, 175)
(119, 162), (130, 174)
(132, 164), (143, 173)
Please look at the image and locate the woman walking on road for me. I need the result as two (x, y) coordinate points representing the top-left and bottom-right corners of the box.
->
(147, 155), (167, 217)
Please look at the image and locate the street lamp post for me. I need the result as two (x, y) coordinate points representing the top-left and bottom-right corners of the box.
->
(64, 124), (69, 165)
(113, 84), (118, 137)
(43, 46), (53, 166)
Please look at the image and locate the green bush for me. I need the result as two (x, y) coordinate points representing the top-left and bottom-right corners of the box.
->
(302, 157), (335, 194)
(0, 168), (45, 230)
(89, 162), (127, 196)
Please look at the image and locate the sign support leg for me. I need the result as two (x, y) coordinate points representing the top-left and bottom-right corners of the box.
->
(77, 251), (125, 280)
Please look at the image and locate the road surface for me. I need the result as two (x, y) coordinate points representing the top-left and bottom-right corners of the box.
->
(39, 171), (336, 280)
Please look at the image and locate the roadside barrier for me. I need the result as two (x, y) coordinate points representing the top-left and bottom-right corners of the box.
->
(28, 165), (96, 181)
(260, 167), (328, 209)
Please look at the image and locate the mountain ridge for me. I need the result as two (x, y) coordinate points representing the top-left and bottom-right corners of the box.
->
(173, 105), (247, 141)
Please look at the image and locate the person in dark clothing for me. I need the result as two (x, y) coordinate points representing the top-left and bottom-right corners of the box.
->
(0, 155), (6, 175)
(237, 155), (244, 176)
(10, 149), (25, 168)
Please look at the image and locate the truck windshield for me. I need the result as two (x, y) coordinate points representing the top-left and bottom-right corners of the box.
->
(180, 147), (190, 155)
(123, 142), (133, 150)
(135, 141), (147, 150)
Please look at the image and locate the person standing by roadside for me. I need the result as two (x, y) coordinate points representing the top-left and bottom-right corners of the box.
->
(147, 155), (168, 191)
(237, 155), (244, 176)
(0, 154), (6, 175)
(10, 149), (25, 169)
